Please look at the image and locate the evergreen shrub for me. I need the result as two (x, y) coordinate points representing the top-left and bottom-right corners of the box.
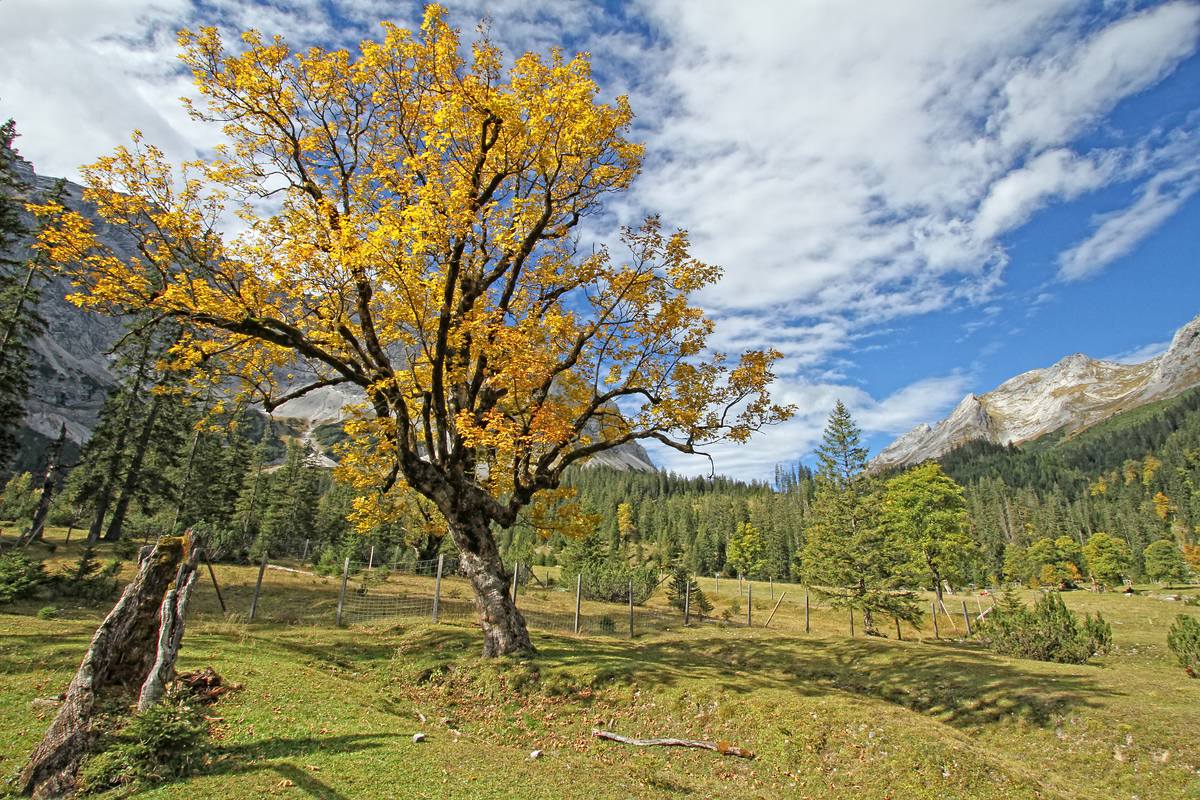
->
(1167, 614), (1200, 678)
(979, 590), (1111, 664)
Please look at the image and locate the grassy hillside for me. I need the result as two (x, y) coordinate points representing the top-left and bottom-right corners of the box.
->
(2, 530), (1199, 799)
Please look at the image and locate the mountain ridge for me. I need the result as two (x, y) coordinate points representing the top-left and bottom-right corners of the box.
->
(873, 312), (1200, 470)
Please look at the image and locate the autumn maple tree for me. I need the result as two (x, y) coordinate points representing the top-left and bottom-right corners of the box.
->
(33, 7), (790, 656)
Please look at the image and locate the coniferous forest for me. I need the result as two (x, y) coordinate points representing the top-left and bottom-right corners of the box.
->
(4, 375), (1198, 590)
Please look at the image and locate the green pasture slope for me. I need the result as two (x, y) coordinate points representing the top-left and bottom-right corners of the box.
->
(2, 530), (1199, 799)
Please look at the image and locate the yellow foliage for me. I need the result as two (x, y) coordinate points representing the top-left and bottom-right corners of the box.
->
(32, 7), (791, 536)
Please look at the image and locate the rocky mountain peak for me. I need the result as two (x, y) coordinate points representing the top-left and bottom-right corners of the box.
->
(873, 313), (1200, 470)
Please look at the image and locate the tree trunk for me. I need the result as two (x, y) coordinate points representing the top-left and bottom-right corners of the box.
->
(18, 536), (189, 799)
(20, 424), (65, 546)
(138, 547), (200, 710)
(448, 511), (534, 657)
(104, 394), (162, 542)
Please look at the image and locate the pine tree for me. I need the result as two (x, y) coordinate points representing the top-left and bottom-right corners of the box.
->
(0, 120), (46, 470)
(258, 441), (320, 555)
(232, 442), (269, 544)
(799, 402), (920, 633)
(667, 566), (712, 618)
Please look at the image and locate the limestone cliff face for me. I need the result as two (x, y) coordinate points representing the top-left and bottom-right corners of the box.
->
(873, 314), (1200, 469)
(8, 157), (124, 445)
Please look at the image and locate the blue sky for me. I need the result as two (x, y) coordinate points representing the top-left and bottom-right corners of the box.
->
(1, 0), (1198, 481)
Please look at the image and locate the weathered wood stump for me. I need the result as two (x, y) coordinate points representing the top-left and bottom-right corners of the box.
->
(18, 535), (197, 798)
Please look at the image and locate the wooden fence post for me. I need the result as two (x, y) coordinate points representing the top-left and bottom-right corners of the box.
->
(770, 577), (774, 600)
(248, 550), (268, 621)
(432, 554), (444, 622)
(931, 600), (939, 639)
(367, 544), (375, 571)
(574, 574), (582, 634)
(336, 557), (350, 627)
(628, 578), (634, 639)
(764, 591), (786, 628)
(895, 617), (902, 641)
(804, 587), (810, 633)
(686, 578), (696, 628)
(849, 606), (854, 637)
(200, 549), (226, 613)
(747, 583), (753, 627)
(511, 562), (519, 604)
(962, 600), (973, 636)
(301, 539), (309, 562)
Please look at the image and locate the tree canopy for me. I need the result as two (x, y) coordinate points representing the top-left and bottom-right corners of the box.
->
(31, 7), (790, 655)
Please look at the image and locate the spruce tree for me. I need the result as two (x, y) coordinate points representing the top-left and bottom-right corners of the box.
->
(258, 441), (319, 555)
(0, 120), (46, 470)
(799, 401), (920, 633)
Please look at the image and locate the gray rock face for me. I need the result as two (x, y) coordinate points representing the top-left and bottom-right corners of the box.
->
(873, 313), (1200, 470)
(273, 385), (655, 471)
(9, 159), (124, 445)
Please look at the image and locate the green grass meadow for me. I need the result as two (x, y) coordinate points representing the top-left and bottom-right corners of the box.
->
(3, 528), (1200, 799)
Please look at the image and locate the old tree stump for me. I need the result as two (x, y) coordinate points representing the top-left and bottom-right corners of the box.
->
(18, 535), (200, 799)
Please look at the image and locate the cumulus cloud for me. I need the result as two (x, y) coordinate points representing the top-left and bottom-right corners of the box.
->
(1, 0), (1196, 479)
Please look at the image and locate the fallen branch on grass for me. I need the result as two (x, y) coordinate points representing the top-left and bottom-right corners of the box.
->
(592, 730), (755, 759)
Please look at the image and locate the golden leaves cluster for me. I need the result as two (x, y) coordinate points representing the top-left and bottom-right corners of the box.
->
(32, 4), (791, 533)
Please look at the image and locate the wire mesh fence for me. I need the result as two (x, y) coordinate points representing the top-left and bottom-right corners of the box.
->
(211, 536), (994, 643)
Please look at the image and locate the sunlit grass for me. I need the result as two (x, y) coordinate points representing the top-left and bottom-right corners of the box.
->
(2, 526), (1199, 798)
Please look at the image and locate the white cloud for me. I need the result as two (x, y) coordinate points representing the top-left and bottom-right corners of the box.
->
(626, 0), (1198, 350)
(1103, 340), (1171, 364)
(974, 148), (1118, 240)
(995, 2), (1200, 152)
(1058, 159), (1200, 280)
(1, 0), (1197, 479)
(649, 372), (970, 480)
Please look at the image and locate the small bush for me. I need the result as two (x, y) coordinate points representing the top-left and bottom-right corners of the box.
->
(979, 591), (1111, 664)
(1167, 614), (1200, 678)
(36, 605), (60, 620)
(569, 561), (658, 605)
(79, 691), (212, 793)
(0, 551), (47, 603)
(57, 548), (121, 601)
(112, 538), (139, 560)
(314, 546), (343, 576)
(666, 567), (714, 619)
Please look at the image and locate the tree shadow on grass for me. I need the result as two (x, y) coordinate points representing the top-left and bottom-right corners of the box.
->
(530, 632), (1117, 729)
(0, 629), (96, 674)
(130, 733), (400, 800)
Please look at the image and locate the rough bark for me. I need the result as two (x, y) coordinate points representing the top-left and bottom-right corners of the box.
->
(104, 394), (162, 542)
(137, 548), (200, 711)
(20, 424), (65, 546)
(447, 510), (534, 657)
(18, 536), (189, 799)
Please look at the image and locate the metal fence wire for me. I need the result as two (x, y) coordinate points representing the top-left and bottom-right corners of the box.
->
(231, 538), (990, 640)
